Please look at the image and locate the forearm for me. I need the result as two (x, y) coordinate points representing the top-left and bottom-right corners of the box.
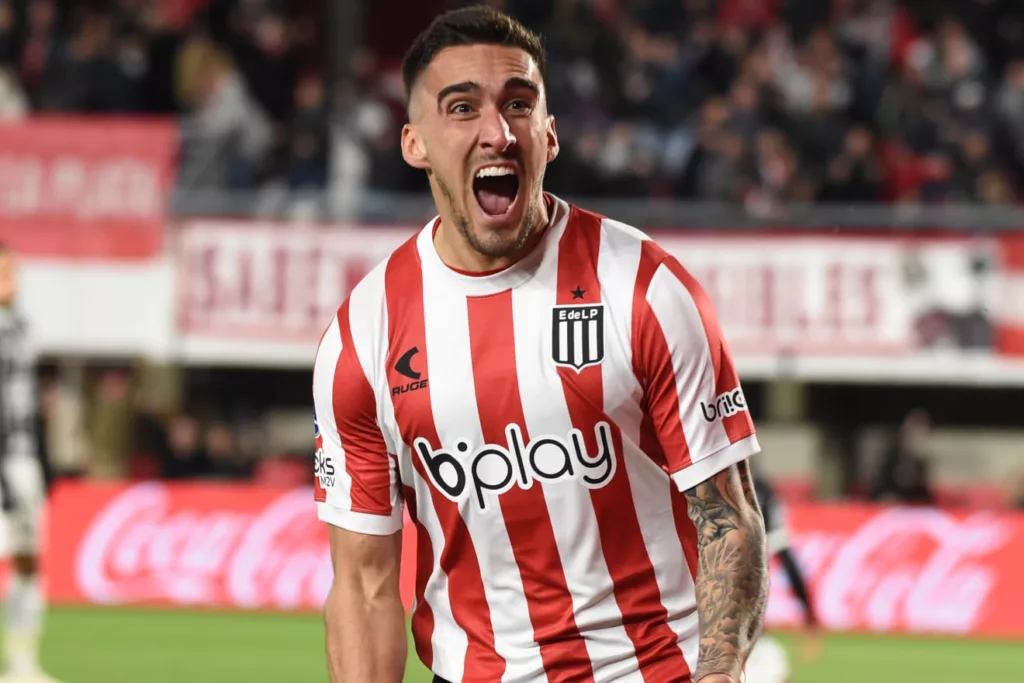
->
(686, 462), (770, 682)
(324, 578), (407, 682)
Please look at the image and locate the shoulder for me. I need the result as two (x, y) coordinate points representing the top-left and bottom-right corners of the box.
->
(315, 230), (422, 383)
(568, 202), (698, 293)
(332, 230), (421, 333)
(568, 203), (652, 252)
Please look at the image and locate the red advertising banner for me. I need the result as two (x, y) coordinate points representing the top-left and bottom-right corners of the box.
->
(996, 235), (1024, 356)
(46, 480), (1024, 637)
(0, 118), (177, 260)
(46, 480), (414, 611)
(175, 222), (1011, 371)
(765, 504), (1024, 638)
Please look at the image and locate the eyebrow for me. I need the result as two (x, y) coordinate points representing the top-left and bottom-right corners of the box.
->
(435, 77), (541, 111)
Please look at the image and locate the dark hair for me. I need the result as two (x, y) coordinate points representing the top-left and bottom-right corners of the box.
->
(401, 6), (546, 102)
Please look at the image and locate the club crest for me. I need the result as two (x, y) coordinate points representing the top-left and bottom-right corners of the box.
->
(551, 304), (605, 372)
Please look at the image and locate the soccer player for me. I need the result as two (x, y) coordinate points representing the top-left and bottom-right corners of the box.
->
(313, 7), (768, 682)
(0, 244), (59, 683)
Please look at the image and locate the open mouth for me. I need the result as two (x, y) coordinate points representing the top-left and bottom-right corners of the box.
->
(473, 166), (520, 217)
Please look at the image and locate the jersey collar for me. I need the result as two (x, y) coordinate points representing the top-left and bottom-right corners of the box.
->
(417, 193), (571, 296)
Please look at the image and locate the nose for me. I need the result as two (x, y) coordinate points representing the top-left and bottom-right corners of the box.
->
(479, 105), (516, 153)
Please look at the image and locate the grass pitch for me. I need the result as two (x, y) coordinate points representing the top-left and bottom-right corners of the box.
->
(41, 606), (1020, 682)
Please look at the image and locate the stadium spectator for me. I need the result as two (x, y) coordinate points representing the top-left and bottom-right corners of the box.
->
(85, 369), (134, 480)
(286, 74), (330, 190)
(204, 420), (254, 481)
(0, 0), (1020, 206)
(870, 409), (936, 505)
(161, 413), (210, 480)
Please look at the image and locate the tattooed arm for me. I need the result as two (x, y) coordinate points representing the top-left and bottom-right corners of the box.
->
(685, 459), (769, 683)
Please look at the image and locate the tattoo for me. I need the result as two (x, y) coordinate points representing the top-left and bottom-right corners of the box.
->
(685, 460), (769, 681)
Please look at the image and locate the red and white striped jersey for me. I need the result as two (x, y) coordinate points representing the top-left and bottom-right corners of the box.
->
(312, 195), (760, 683)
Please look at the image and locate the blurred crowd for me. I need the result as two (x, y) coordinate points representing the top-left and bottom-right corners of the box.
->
(351, 0), (1024, 215)
(39, 365), (311, 487)
(0, 0), (1021, 215)
(0, 0), (327, 196)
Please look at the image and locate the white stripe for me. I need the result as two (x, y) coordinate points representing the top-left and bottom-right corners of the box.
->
(645, 264), (731, 461)
(573, 320), (584, 367)
(559, 320), (569, 362)
(377, 296), (469, 676)
(413, 467), (468, 680)
(421, 276), (545, 683)
(598, 219), (699, 667)
(348, 264), (389, 397)
(311, 315), (353, 512)
(512, 259), (641, 682)
(588, 318), (599, 362)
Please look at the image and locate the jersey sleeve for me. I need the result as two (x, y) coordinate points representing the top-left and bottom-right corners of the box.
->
(633, 244), (760, 493)
(312, 301), (403, 535)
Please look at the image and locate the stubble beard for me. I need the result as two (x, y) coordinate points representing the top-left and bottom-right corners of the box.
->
(435, 171), (546, 260)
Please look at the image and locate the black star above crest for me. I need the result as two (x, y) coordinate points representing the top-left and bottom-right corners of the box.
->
(571, 286), (586, 300)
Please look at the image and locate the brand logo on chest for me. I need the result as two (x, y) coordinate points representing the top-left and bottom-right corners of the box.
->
(414, 422), (617, 512)
(391, 346), (429, 397)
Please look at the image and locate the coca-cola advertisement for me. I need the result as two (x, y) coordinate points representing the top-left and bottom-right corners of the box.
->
(47, 481), (1024, 637)
(766, 504), (1024, 638)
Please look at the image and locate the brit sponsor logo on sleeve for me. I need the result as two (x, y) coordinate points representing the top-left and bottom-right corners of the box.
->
(700, 387), (748, 423)
(414, 421), (617, 512)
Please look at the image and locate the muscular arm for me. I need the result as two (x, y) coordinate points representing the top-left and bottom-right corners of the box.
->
(324, 525), (406, 683)
(685, 459), (769, 682)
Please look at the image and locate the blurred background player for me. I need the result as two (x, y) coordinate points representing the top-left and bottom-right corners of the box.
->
(0, 245), (58, 683)
(746, 467), (820, 683)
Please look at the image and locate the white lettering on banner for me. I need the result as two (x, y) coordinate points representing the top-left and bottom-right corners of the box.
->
(75, 483), (331, 609)
(766, 508), (1011, 635)
(174, 226), (1006, 372)
(177, 226), (409, 338)
(1000, 275), (1024, 323)
(672, 242), (893, 350)
(0, 155), (162, 220)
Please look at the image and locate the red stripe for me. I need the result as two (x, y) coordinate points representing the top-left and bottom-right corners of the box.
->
(402, 484), (436, 669)
(659, 256), (754, 444)
(465, 289), (596, 681)
(556, 209), (691, 680)
(632, 241), (693, 472)
(334, 300), (392, 515)
(384, 238), (506, 682)
(637, 413), (700, 581)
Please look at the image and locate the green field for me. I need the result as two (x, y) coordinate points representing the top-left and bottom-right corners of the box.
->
(40, 606), (1021, 682)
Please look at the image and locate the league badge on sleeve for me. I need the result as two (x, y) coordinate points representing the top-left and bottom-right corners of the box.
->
(551, 304), (605, 372)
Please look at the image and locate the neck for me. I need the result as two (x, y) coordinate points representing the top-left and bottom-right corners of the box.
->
(434, 196), (550, 274)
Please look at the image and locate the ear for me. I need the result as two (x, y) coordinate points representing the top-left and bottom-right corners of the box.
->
(545, 115), (560, 164)
(401, 123), (430, 170)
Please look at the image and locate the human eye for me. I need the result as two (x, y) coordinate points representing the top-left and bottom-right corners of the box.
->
(506, 98), (533, 114)
(448, 101), (474, 116)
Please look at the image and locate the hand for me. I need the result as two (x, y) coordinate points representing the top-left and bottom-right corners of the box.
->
(696, 675), (739, 683)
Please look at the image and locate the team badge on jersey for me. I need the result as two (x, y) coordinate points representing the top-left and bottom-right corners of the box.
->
(551, 304), (605, 372)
